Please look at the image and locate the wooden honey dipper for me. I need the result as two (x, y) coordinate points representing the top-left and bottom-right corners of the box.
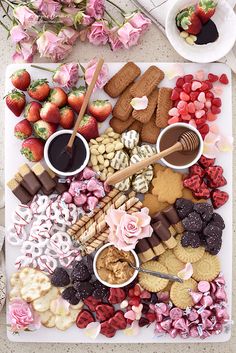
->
(106, 130), (200, 186)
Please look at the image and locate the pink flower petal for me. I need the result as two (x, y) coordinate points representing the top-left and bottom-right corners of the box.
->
(130, 96), (148, 110)
(84, 322), (101, 340)
(164, 64), (184, 80)
(216, 135), (233, 152)
(123, 320), (140, 336)
(177, 263), (193, 280)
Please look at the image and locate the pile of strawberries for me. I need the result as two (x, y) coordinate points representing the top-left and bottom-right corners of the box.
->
(183, 155), (229, 209)
(168, 72), (229, 139)
(5, 69), (112, 162)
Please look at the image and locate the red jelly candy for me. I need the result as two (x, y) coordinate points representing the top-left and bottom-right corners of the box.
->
(109, 311), (127, 330)
(96, 304), (115, 322)
(212, 98), (222, 107)
(219, 74), (229, 85)
(198, 155), (215, 168)
(76, 309), (95, 329)
(108, 288), (126, 304)
(176, 77), (185, 88)
(129, 296), (141, 307)
(205, 165), (223, 183)
(211, 189), (229, 209)
(183, 74), (194, 83)
(198, 123), (209, 138)
(182, 82), (192, 94)
(84, 296), (102, 312)
(183, 175), (202, 192)
(100, 320), (116, 338)
(208, 73), (219, 82)
(190, 91), (199, 102)
(189, 164), (205, 178)
(171, 88), (180, 100)
(211, 105), (221, 115)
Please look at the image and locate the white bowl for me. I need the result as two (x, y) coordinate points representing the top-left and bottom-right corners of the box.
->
(156, 122), (203, 169)
(93, 243), (139, 289)
(44, 129), (90, 178)
(165, 0), (236, 63)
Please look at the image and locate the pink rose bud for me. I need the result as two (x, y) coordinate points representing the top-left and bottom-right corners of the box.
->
(86, 179), (101, 192)
(73, 194), (87, 206)
(215, 307), (229, 320)
(61, 192), (73, 204)
(173, 318), (188, 332)
(200, 309), (211, 320)
(190, 291), (203, 304)
(87, 196), (99, 211)
(69, 181), (87, 196)
(188, 309), (199, 322)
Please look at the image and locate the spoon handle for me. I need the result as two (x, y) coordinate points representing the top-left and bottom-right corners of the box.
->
(137, 267), (183, 283)
(106, 142), (182, 186)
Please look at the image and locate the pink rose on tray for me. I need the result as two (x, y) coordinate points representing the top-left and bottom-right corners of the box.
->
(128, 12), (152, 33)
(86, 0), (105, 20)
(117, 22), (141, 49)
(88, 21), (109, 46)
(53, 63), (79, 89)
(8, 298), (41, 333)
(85, 57), (109, 90)
(13, 6), (38, 28)
(105, 208), (152, 251)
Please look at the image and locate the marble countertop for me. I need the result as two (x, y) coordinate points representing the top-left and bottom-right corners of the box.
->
(0, 1), (235, 352)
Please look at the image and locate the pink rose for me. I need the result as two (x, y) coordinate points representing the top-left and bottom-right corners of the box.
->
(53, 63), (79, 88)
(36, 30), (61, 57)
(13, 6), (38, 28)
(82, 14), (94, 26)
(51, 43), (72, 62)
(106, 208), (152, 251)
(33, 0), (61, 20)
(10, 25), (29, 43)
(86, 0), (105, 19)
(8, 298), (40, 333)
(58, 7), (81, 26)
(58, 28), (79, 45)
(108, 28), (124, 51)
(117, 22), (141, 49)
(87, 21), (109, 46)
(129, 12), (151, 33)
(85, 57), (109, 91)
(13, 39), (37, 63)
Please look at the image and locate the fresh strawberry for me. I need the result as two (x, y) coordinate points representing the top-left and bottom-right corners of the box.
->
(11, 69), (31, 91)
(176, 6), (202, 34)
(5, 90), (26, 117)
(14, 119), (32, 140)
(40, 102), (60, 123)
(21, 137), (44, 162)
(219, 74), (229, 85)
(68, 86), (86, 113)
(196, 0), (217, 24)
(48, 87), (67, 108)
(59, 106), (74, 129)
(88, 100), (112, 122)
(77, 114), (99, 141)
(24, 101), (42, 122)
(33, 120), (57, 140)
(28, 79), (50, 101)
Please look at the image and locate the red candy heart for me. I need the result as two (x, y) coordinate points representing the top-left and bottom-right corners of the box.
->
(76, 309), (95, 329)
(208, 73), (219, 82)
(205, 166), (223, 184)
(84, 296), (101, 312)
(193, 187), (210, 199)
(208, 176), (227, 189)
(109, 311), (127, 330)
(219, 74), (229, 85)
(198, 155), (215, 168)
(171, 88), (180, 100)
(96, 304), (115, 322)
(183, 175), (202, 192)
(198, 123), (209, 138)
(100, 320), (117, 337)
(189, 164), (205, 178)
(211, 189), (229, 209)
(108, 288), (126, 304)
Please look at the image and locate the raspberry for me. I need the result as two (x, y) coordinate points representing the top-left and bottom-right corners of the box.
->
(51, 267), (70, 287)
(62, 286), (80, 305)
(133, 284), (142, 297)
(208, 73), (218, 82)
(219, 74), (229, 85)
(129, 296), (141, 307)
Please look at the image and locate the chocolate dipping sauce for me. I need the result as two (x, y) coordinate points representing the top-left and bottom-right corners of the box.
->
(196, 19), (219, 45)
(159, 126), (199, 166)
(48, 133), (87, 173)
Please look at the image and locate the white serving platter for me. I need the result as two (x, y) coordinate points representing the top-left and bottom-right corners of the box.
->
(5, 62), (232, 343)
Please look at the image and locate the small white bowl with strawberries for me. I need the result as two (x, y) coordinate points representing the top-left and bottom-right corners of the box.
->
(166, 0), (236, 63)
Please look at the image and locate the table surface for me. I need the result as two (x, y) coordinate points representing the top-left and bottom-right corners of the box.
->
(0, 1), (235, 352)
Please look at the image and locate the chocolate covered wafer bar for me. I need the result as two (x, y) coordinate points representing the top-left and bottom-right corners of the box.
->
(109, 116), (135, 134)
(113, 84), (134, 121)
(47, 169), (68, 194)
(31, 163), (56, 192)
(163, 206), (184, 233)
(156, 87), (172, 128)
(152, 212), (176, 237)
(141, 115), (160, 144)
(19, 164), (41, 195)
(104, 62), (141, 98)
(132, 89), (159, 123)
(15, 173), (32, 194)
(147, 233), (165, 256)
(130, 66), (164, 98)
(136, 238), (155, 263)
(152, 221), (177, 249)
(7, 178), (32, 204)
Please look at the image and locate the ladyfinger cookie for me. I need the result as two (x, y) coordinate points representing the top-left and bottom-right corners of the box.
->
(132, 89), (159, 123)
(112, 83), (134, 121)
(104, 62), (141, 98)
(130, 66), (164, 98)
(156, 87), (172, 128)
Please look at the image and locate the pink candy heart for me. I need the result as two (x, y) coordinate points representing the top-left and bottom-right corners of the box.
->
(124, 310), (136, 321)
(192, 81), (202, 91)
(195, 110), (205, 119)
(168, 107), (179, 116)
(198, 92), (206, 103)
(194, 101), (204, 110)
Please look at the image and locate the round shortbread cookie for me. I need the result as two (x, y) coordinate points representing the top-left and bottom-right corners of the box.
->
(158, 250), (185, 275)
(192, 253), (221, 282)
(170, 278), (197, 309)
(173, 235), (205, 263)
(138, 261), (169, 292)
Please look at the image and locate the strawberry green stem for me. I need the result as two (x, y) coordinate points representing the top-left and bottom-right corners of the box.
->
(31, 64), (55, 73)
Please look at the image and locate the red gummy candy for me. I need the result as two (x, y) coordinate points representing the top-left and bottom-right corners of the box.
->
(176, 77), (185, 88)
(208, 176), (227, 189)
(182, 82), (192, 94)
(183, 74), (193, 83)
(195, 116), (207, 126)
(190, 91), (199, 102)
(129, 296), (141, 307)
(189, 164), (205, 178)
(84, 296), (101, 312)
(198, 155), (215, 168)
(199, 82), (209, 91)
(133, 284), (142, 297)
(183, 175), (202, 192)
(212, 98), (222, 107)
(171, 88), (180, 101)
(211, 105), (221, 115)
(100, 320), (116, 338)
(219, 74), (229, 85)
(109, 311), (127, 330)
(96, 304), (115, 322)
(205, 165), (223, 183)
(198, 123), (209, 138)
(76, 309), (95, 329)
(208, 73), (219, 82)
(108, 288), (126, 304)
(211, 189), (229, 209)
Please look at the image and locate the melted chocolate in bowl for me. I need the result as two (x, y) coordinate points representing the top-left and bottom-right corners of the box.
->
(159, 126), (199, 166)
(48, 133), (87, 173)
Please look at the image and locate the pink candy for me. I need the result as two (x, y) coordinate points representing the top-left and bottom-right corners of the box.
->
(198, 281), (210, 293)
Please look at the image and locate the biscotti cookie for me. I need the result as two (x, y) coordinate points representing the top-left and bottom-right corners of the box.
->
(112, 83), (134, 121)
(156, 87), (172, 128)
(127, 120), (143, 133)
(141, 115), (160, 144)
(109, 116), (135, 134)
(104, 62), (141, 98)
(132, 89), (159, 123)
(130, 66), (164, 97)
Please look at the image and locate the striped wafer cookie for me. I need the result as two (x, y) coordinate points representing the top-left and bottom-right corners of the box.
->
(132, 89), (159, 123)
(156, 87), (172, 128)
(104, 62), (141, 98)
(130, 66), (164, 98)
(112, 84), (134, 121)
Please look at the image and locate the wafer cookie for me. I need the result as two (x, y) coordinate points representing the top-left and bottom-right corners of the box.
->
(130, 66), (164, 98)
(109, 116), (135, 133)
(132, 89), (158, 123)
(113, 84), (134, 121)
(141, 115), (160, 144)
(156, 87), (172, 128)
(104, 62), (141, 98)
